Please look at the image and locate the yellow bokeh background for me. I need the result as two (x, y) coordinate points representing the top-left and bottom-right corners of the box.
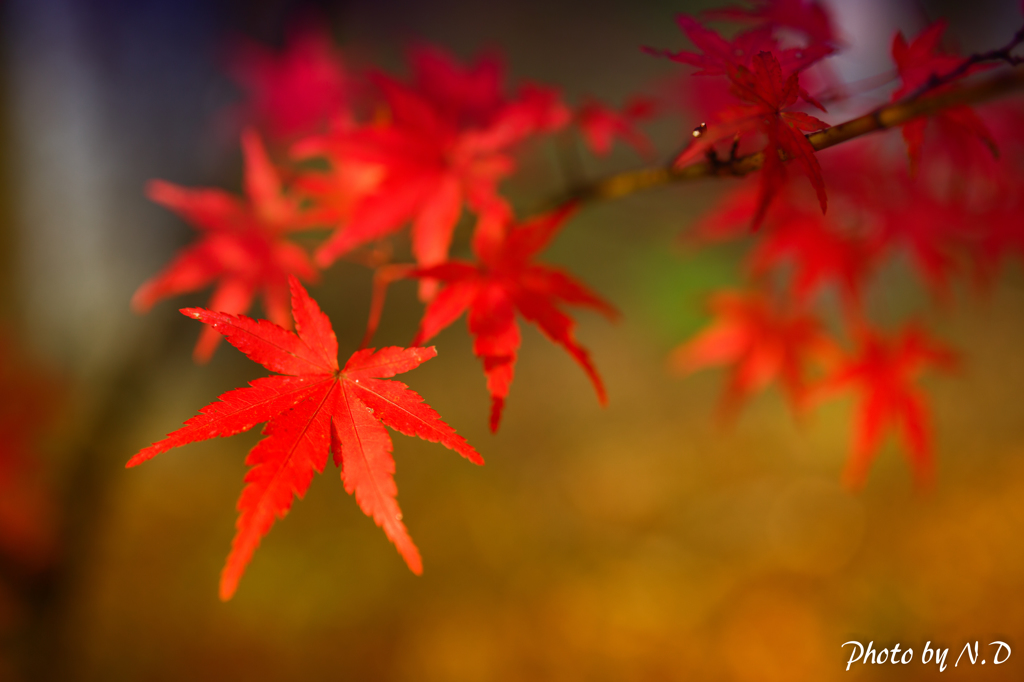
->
(2, 0), (1024, 679)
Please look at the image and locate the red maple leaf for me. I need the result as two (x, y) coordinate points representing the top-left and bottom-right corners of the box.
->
(969, 176), (1024, 285)
(133, 129), (318, 362)
(408, 44), (506, 128)
(408, 207), (618, 432)
(671, 290), (837, 419)
(225, 24), (350, 140)
(645, 15), (831, 77)
(289, 151), (384, 231)
(750, 215), (876, 309)
(821, 140), (979, 299)
(674, 51), (828, 229)
(891, 21), (997, 172)
(695, 183), (877, 309)
(576, 96), (656, 157)
(703, 0), (839, 51)
(821, 326), (958, 489)
(306, 47), (568, 275)
(874, 177), (972, 299)
(127, 277), (481, 600)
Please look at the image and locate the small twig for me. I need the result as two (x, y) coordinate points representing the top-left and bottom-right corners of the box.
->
(909, 25), (1024, 100)
(361, 264), (415, 349)
(815, 68), (899, 105)
(343, 241), (394, 269)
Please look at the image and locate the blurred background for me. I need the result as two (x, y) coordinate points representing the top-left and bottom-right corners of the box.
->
(2, 0), (1024, 679)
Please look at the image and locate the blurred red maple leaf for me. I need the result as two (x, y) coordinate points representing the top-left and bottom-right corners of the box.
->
(409, 45), (506, 127)
(133, 129), (317, 361)
(225, 24), (350, 140)
(671, 290), (837, 419)
(703, 0), (839, 51)
(695, 183), (877, 309)
(891, 21), (997, 173)
(646, 15), (830, 77)
(821, 326), (958, 489)
(969, 176), (1024, 285)
(289, 143), (384, 232)
(306, 47), (568, 277)
(874, 176), (973, 299)
(128, 277), (481, 600)
(576, 96), (656, 157)
(409, 207), (618, 432)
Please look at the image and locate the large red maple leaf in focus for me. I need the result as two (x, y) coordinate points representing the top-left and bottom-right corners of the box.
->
(823, 327), (958, 489)
(674, 51), (829, 229)
(306, 46), (569, 275)
(891, 21), (996, 173)
(671, 290), (836, 419)
(409, 207), (618, 432)
(133, 129), (317, 362)
(128, 277), (481, 600)
(226, 25), (349, 140)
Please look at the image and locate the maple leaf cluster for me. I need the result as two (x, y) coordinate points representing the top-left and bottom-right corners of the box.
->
(132, 32), (641, 595)
(129, 1), (1024, 597)
(663, 2), (1024, 488)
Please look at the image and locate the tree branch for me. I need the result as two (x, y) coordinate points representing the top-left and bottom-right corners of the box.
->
(909, 24), (1024, 98)
(553, 65), (1024, 209)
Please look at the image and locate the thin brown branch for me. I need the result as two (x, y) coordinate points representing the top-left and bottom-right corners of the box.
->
(909, 24), (1024, 99)
(553, 65), (1024, 209)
